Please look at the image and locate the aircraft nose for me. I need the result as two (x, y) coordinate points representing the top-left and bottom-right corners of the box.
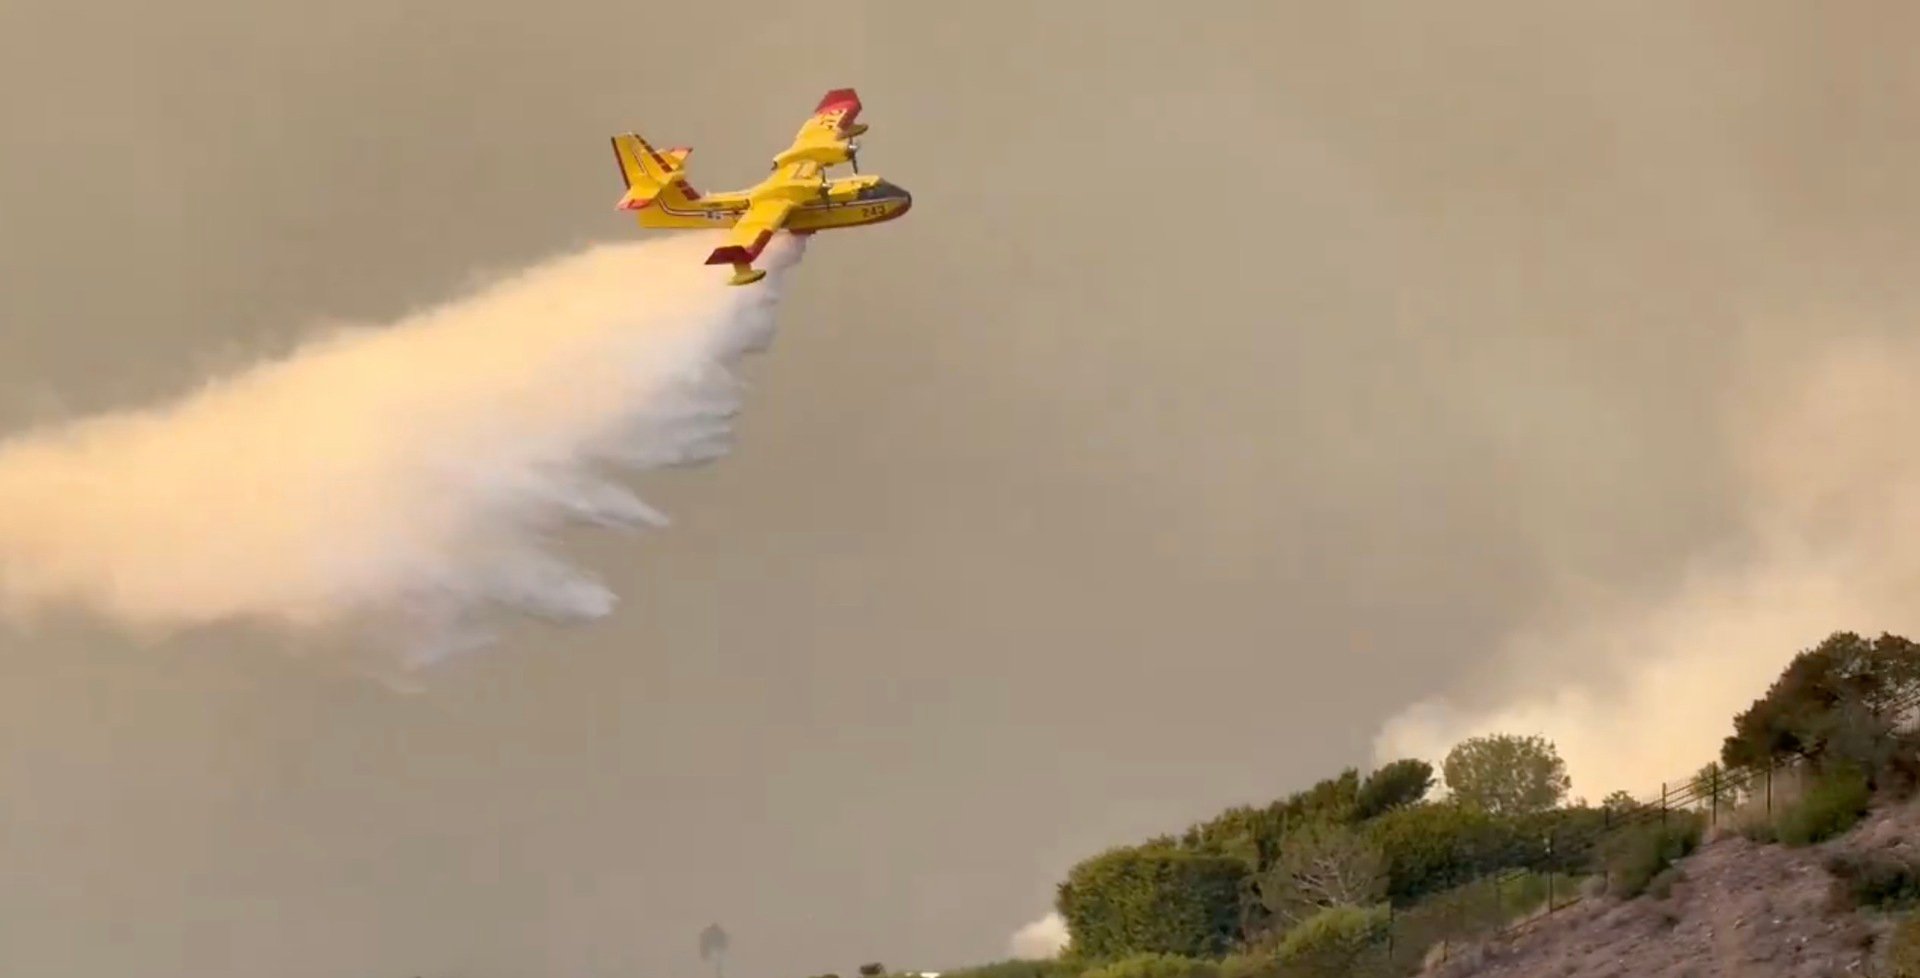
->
(853, 178), (910, 219)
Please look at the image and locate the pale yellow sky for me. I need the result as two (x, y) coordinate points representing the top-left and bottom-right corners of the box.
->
(4, 2), (1920, 977)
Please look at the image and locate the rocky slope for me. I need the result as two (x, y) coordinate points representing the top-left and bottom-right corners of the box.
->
(1422, 801), (1920, 978)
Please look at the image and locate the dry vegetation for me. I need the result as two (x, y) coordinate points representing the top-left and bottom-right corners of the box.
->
(908, 633), (1920, 978)
(1423, 804), (1920, 977)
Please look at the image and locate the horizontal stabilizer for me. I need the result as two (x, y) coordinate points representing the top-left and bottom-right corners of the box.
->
(705, 230), (774, 267)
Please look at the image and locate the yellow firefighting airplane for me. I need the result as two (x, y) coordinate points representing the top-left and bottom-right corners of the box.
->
(610, 88), (912, 285)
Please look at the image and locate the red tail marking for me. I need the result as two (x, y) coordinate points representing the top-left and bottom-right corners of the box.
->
(813, 87), (863, 132)
(815, 87), (859, 112)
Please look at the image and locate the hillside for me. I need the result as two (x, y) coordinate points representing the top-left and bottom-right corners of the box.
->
(1426, 801), (1920, 977)
(884, 632), (1920, 978)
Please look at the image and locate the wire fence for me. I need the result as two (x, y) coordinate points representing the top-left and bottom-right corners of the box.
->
(1353, 684), (1920, 975)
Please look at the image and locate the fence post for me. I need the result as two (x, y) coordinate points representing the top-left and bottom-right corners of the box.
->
(1711, 763), (1720, 828)
(1661, 782), (1668, 827)
(1546, 828), (1555, 912)
(1386, 901), (1394, 960)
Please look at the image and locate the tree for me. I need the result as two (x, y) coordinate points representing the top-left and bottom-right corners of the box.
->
(1722, 631), (1920, 772)
(1258, 820), (1386, 926)
(1176, 804), (1274, 872)
(1056, 844), (1248, 958)
(1176, 770), (1363, 875)
(1441, 733), (1572, 816)
(1354, 760), (1434, 820)
(1601, 789), (1638, 813)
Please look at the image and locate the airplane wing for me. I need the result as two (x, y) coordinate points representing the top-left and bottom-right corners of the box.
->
(772, 88), (867, 168)
(704, 196), (797, 270)
(794, 88), (865, 143)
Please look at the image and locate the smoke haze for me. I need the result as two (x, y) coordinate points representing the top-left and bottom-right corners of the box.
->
(1375, 331), (1920, 799)
(10, 2), (1920, 977)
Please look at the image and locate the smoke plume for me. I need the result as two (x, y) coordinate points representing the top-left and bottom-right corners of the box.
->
(0, 230), (806, 674)
(1008, 911), (1069, 959)
(1373, 330), (1920, 800)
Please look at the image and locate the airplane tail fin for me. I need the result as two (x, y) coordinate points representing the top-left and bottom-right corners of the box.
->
(610, 133), (700, 210)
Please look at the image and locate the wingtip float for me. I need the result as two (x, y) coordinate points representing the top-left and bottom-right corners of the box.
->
(609, 87), (911, 286)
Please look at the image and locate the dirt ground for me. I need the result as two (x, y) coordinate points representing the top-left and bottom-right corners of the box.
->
(1421, 801), (1920, 978)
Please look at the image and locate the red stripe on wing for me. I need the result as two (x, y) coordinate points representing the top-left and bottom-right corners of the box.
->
(704, 230), (775, 266)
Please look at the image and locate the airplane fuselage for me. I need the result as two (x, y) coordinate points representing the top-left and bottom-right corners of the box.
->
(611, 87), (906, 284)
(631, 165), (912, 235)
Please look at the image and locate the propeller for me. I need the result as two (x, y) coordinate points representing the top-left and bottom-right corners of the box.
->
(847, 140), (861, 173)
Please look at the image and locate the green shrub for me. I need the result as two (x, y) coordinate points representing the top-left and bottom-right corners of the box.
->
(1363, 804), (1526, 903)
(1825, 850), (1920, 910)
(938, 961), (1088, 978)
(1602, 817), (1702, 899)
(1777, 767), (1870, 846)
(1057, 844), (1248, 958)
(1505, 806), (1607, 874)
(1271, 904), (1389, 977)
(1216, 949), (1279, 978)
(1378, 870), (1570, 966)
(1076, 953), (1217, 978)
(1876, 732), (1920, 801)
(1178, 772), (1364, 873)
(1645, 867), (1681, 900)
(1732, 800), (1781, 844)
(1355, 760), (1435, 820)
(1178, 805), (1282, 872)
(1887, 913), (1920, 978)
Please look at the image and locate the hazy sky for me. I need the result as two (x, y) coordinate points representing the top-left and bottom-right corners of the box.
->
(6, 2), (1920, 977)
